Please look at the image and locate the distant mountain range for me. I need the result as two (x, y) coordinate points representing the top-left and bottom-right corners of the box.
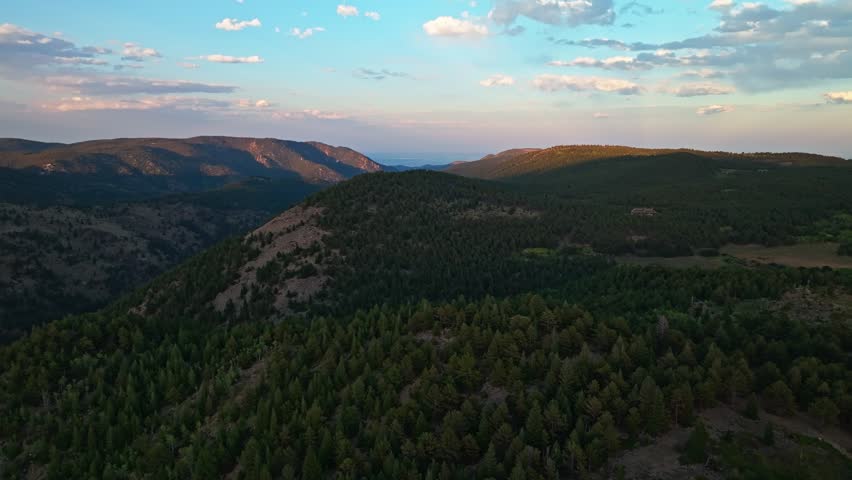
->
(0, 136), (383, 184)
(383, 162), (465, 172)
(448, 145), (849, 180)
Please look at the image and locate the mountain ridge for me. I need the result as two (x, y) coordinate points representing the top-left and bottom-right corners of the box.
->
(0, 136), (383, 184)
(447, 145), (849, 180)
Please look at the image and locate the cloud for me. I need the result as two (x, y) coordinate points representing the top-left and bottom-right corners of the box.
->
(178, 62), (199, 69)
(290, 27), (325, 39)
(201, 54), (264, 63)
(680, 68), (726, 79)
(824, 91), (852, 104)
(479, 74), (515, 87)
(337, 5), (359, 17)
(353, 68), (412, 80)
(112, 64), (144, 71)
(40, 96), (350, 126)
(274, 109), (348, 120)
(556, 2), (852, 91)
(54, 57), (109, 66)
(673, 83), (736, 97)
(121, 43), (161, 62)
(423, 16), (489, 37)
(489, 0), (615, 27)
(0, 23), (112, 70)
(43, 75), (237, 95)
(593, 112), (610, 119)
(696, 104), (733, 115)
(365, 11), (381, 21)
(709, 0), (733, 12)
(549, 55), (651, 71)
(619, 2), (663, 16)
(41, 95), (234, 112)
(215, 18), (262, 31)
(237, 98), (273, 108)
(533, 74), (642, 95)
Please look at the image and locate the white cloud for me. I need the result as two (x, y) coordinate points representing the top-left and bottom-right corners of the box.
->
(215, 18), (262, 31)
(237, 98), (273, 108)
(42, 96), (233, 112)
(423, 16), (489, 37)
(353, 68), (412, 80)
(696, 104), (734, 115)
(121, 43), (161, 62)
(42, 75), (237, 95)
(555, 2), (852, 92)
(824, 91), (852, 104)
(365, 11), (381, 21)
(680, 68), (726, 79)
(489, 0), (615, 27)
(337, 5), (359, 17)
(0, 24), (113, 71)
(273, 109), (348, 120)
(290, 27), (325, 39)
(533, 74), (643, 95)
(549, 55), (651, 71)
(479, 74), (515, 87)
(673, 83), (736, 97)
(202, 54), (264, 64)
(709, 0), (733, 11)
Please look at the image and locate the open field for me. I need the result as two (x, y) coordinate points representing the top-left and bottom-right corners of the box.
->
(721, 242), (852, 269)
(615, 255), (728, 269)
(615, 243), (852, 270)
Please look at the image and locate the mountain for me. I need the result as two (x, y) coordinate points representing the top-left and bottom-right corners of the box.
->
(447, 145), (849, 180)
(0, 177), (320, 342)
(1, 169), (851, 480)
(0, 136), (383, 184)
(130, 163), (852, 323)
(0, 138), (64, 154)
(383, 163), (458, 172)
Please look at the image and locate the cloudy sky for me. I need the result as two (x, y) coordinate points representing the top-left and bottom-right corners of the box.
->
(1, 0), (851, 158)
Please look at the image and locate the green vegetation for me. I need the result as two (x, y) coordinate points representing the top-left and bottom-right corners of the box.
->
(716, 429), (852, 480)
(0, 177), (320, 341)
(521, 247), (557, 258)
(2, 165), (852, 479)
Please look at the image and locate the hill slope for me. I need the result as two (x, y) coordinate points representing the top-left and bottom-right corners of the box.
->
(447, 145), (848, 180)
(0, 177), (320, 341)
(131, 166), (852, 324)
(0, 138), (64, 154)
(1, 170), (851, 480)
(0, 136), (383, 184)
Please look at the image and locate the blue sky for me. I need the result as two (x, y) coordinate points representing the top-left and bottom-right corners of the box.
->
(1, 0), (851, 160)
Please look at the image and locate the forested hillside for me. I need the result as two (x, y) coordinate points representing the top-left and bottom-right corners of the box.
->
(447, 146), (849, 180)
(1, 168), (851, 479)
(0, 178), (320, 341)
(2, 248), (850, 479)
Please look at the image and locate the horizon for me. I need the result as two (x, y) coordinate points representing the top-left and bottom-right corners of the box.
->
(4, 135), (850, 166)
(2, 1), (851, 158)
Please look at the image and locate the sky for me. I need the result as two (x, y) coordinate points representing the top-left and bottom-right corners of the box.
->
(1, 0), (851, 160)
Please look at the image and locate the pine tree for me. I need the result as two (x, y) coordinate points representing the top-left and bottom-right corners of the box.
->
(681, 421), (710, 464)
(762, 423), (775, 446)
(301, 447), (322, 480)
(744, 393), (760, 420)
(524, 403), (547, 449)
